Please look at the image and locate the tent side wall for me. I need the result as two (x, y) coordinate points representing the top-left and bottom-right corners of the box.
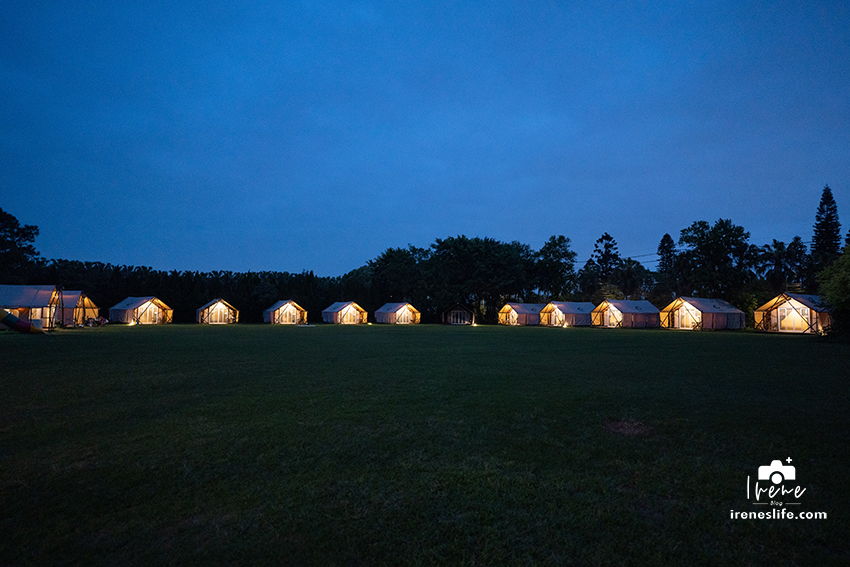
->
(568, 313), (592, 327)
(75, 301), (99, 325)
(375, 311), (393, 324)
(109, 308), (133, 324)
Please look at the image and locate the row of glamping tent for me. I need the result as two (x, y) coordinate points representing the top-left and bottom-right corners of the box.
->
(498, 298), (744, 330)
(0, 284), (832, 334)
(0, 285), (100, 330)
(498, 294), (831, 333)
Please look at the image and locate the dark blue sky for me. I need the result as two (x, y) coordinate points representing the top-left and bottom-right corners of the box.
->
(2, 1), (848, 276)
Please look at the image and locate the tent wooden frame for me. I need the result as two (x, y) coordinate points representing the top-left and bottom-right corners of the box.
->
(591, 300), (660, 328)
(498, 303), (546, 326)
(109, 297), (173, 325)
(659, 297), (744, 331)
(197, 298), (239, 324)
(322, 301), (368, 324)
(375, 302), (421, 324)
(539, 302), (594, 327)
(753, 293), (831, 334)
(263, 300), (307, 325)
(0, 284), (61, 330)
(56, 290), (98, 327)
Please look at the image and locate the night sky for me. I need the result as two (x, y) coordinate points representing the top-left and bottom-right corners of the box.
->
(2, 1), (848, 276)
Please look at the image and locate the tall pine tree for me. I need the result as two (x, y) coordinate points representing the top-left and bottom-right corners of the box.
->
(812, 185), (841, 272)
(656, 233), (676, 276)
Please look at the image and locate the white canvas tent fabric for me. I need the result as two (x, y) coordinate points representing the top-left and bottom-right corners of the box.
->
(55, 291), (99, 326)
(263, 300), (306, 325)
(591, 300), (660, 328)
(0, 284), (59, 330)
(197, 298), (239, 324)
(754, 293), (831, 334)
(540, 302), (595, 327)
(322, 301), (367, 324)
(108, 296), (173, 324)
(660, 297), (744, 330)
(498, 303), (546, 325)
(375, 302), (420, 324)
(442, 303), (475, 325)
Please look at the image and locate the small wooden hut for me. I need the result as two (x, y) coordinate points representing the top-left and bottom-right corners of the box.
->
(442, 304), (475, 325)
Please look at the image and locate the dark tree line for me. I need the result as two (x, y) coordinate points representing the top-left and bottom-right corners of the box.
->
(1, 184), (848, 328)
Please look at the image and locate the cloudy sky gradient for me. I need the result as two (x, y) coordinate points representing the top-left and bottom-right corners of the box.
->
(2, 0), (848, 275)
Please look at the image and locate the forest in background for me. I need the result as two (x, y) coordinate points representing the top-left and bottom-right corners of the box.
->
(2, 186), (849, 327)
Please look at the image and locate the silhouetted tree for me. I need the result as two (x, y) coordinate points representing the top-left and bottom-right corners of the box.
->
(812, 185), (841, 272)
(612, 258), (650, 299)
(370, 246), (429, 305)
(818, 245), (850, 337)
(656, 233), (676, 276)
(0, 208), (41, 284)
(575, 259), (601, 301)
(535, 235), (577, 299)
(678, 219), (753, 298)
(590, 233), (621, 282)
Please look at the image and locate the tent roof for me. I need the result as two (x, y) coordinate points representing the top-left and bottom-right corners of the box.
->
(60, 290), (98, 309)
(199, 298), (238, 311)
(60, 291), (82, 304)
(376, 302), (420, 314)
(755, 293), (829, 313)
(664, 297), (743, 314)
(0, 284), (57, 308)
(544, 301), (595, 314)
(322, 301), (366, 314)
(443, 303), (474, 314)
(110, 296), (171, 311)
(264, 299), (303, 313)
(500, 302), (547, 314)
(595, 299), (660, 314)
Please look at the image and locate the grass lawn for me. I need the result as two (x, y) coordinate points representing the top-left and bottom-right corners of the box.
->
(1, 324), (848, 565)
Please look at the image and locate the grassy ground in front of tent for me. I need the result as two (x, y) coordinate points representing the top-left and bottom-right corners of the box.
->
(1, 324), (848, 566)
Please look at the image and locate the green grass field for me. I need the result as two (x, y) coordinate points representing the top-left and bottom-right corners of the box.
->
(1, 324), (848, 566)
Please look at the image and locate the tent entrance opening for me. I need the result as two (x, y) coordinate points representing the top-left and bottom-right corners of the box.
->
(779, 306), (808, 332)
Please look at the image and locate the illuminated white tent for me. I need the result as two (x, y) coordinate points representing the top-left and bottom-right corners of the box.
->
(322, 301), (367, 324)
(197, 298), (239, 324)
(56, 291), (99, 326)
(263, 300), (306, 325)
(375, 302), (420, 324)
(591, 300), (659, 328)
(109, 297), (173, 325)
(660, 297), (744, 330)
(540, 302), (595, 327)
(754, 293), (831, 334)
(0, 284), (60, 330)
(442, 303), (475, 325)
(498, 303), (546, 326)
